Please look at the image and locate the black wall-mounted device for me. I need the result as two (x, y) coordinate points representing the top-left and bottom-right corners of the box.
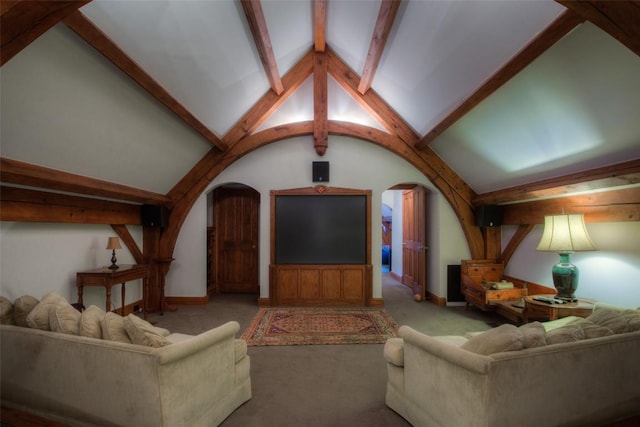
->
(312, 161), (330, 182)
(141, 205), (169, 228)
(474, 205), (502, 227)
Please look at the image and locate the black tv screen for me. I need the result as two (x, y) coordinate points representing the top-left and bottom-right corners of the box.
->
(275, 195), (367, 264)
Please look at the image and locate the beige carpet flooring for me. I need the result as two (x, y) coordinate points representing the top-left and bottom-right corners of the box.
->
(146, 274), (506, 427)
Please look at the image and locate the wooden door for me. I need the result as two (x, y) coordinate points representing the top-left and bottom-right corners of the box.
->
(402, 187), (427, 301)
(213, 186), (259, 294)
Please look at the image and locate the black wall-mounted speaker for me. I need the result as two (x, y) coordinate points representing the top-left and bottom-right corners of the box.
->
(312, 161), (330, 182)
(475, 205), (502, 227)
(141, 205), (169, 228)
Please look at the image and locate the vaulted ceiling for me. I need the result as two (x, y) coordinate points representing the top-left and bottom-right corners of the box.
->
(1, 0), (639, 211)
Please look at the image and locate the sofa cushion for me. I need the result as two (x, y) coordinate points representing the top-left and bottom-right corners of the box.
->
(460, 324), (524, 355)
(79, 305), (106, 339)
(545, 324), (586, 345)
(49, 301), (81, 335)
(586, 308), (628, 334)
(13, 295), (39, 327)
(519, 322), (546, 348)
(564, 317), (613, 338)
(0, 296), (15, 325)
(101, 312), (132, 343)
(384, 337), (405, 366)
(26, 292), (66, 330)
(123, 314), (171, 347)
(620, 309), (640, 332)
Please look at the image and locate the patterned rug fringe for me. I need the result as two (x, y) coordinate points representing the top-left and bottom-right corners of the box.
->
(241, 307), (399, 346)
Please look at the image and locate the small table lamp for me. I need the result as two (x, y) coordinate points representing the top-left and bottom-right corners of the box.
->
(106, 237), (123, 270)
(536, 213), (597, 301)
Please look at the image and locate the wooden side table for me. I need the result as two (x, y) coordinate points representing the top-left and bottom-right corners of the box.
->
(522, 295), (596, 323)
(76, 264), (149, 317)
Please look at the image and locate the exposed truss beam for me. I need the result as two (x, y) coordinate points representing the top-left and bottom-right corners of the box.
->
(62, 11), (227, 151)
(241, 0), (284, 95)
(415, 10), (584, 148)
(0, 157), (170, 205)
(314, 0), (327, 52)
(314, 51), (328, 155)
(1, 0), (90, 66)
(557, 0), (640, 57)
(358, 0), (400, 95)
(473, 159), (640, 206)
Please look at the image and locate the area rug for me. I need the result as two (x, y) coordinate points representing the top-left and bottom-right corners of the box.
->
(241, 307), (399, 346)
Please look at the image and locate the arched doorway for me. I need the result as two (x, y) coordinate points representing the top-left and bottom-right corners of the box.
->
(207, 183), (260, 296)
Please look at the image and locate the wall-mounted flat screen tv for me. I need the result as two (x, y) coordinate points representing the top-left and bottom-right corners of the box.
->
(275, 195), (367, 264)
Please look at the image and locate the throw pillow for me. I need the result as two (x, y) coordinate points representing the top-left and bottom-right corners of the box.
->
(620, 310), (640, 332)
(460, 324), (524, 355)
(101, 312), (132, 343)
(13, 295), (39, 327)
(123, 314), (171, 347)
(545, 324), (586, 345)
(79, 305), (106, 339)
(586, 308), (628, 334)
(26, 291), (66, 330)
(519, 322), (546, 348)
(49, 301), (81, 335)
(0, 296), (15, 325)
(568, 318), (614, 339)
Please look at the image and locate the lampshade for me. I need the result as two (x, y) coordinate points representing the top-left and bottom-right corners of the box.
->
(106, 237), (122, 250)
(536, 214), (597, 252)
(536, 213), (596, 302)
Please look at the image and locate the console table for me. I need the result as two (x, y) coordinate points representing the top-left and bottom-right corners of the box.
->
(76, 264), (149, 317)
(522, 295), (596, 323)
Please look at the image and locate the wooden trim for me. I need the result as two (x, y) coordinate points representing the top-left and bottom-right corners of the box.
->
(1, 0), (90, 66)
(358, 0), (401, 95)
(473, 159), (640, 206)
(369, 298), (385, 307)
(0, 185), (141, 224)
(0, 157), (169, 205)
(62, 11), (227, 151)
(416, 10), (584, 148)
(428, 292), (447, 307)
(240, 0), (283, 95)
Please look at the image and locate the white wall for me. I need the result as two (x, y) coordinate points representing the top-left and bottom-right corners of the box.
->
(0, 222), (142, 309)
(503, 222), (640, 308)
(166, 135), (470, 301)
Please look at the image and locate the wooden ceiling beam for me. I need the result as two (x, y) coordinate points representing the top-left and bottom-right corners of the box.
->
(222, 49), (314, 146)
(501, 186), (640, 225)
(1, 0), (90, 66)
(0, 157), (170, 206)
(473, 159), (640, 206)
(241, 0), (284, 95)
(358, 0), (400, 95)
(62, 11), (227, 151)
(0, 185), (142, 225)
(314, 0), (327, 52)
(415, 10), (584, 148)
(314, 51), (328, 155)
(557, 0), (640, 57)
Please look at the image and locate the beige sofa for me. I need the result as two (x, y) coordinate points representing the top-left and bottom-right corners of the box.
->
(384, 303), (640, 427)
(0, 293), (251, 427)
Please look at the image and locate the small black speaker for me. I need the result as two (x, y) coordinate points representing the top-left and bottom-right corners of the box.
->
(141, 205), (169, 228)
(475, 205), (502, 227)
(312, 161), (330, 182)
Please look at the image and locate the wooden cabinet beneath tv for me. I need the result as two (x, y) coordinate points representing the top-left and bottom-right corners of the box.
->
(270, 264), (372, 306)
